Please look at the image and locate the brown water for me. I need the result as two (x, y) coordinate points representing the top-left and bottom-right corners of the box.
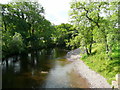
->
(2, 48), (89, 88)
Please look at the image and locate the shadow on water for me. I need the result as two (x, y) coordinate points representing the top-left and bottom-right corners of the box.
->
(2, 48), (89, 88)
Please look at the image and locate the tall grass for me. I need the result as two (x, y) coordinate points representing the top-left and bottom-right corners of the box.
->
(81, 43), (120, 84)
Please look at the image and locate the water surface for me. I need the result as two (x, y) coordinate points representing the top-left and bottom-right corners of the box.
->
(2, 48), (89, 88)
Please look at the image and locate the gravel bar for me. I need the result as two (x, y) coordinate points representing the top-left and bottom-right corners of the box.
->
(66, 48), (112, 88)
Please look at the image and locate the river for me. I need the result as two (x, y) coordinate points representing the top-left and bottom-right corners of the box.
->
(2, 48), (89, 88)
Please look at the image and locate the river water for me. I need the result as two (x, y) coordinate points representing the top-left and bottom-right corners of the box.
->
(2, 48), (89, 88)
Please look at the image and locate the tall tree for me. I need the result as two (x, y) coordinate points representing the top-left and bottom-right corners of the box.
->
(69, 1), (118, 56)
(1, 1), (55, 58)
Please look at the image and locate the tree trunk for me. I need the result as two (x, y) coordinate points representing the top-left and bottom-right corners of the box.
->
(106, 44), (109, 54)
(89, 43), (92, 54)
(85, 47), (89, 55)
(104, 34), (109, 54)
(89, 30), (93, 54)
(6, 59), (8, 67)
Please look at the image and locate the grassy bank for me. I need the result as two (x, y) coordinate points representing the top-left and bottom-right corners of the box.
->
(81, 43), (120, 84)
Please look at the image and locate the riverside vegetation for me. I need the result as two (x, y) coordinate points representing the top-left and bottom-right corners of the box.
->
(1, 0), (120, 86)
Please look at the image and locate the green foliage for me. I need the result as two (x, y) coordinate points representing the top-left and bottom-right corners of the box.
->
(9, 32), (24, 54)
(2, 32), (24, 58)
(53, 23), (77, 49)
(67, 35), (81, 49)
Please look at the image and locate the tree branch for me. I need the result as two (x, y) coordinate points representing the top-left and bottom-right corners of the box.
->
(83, 7), (100, 28)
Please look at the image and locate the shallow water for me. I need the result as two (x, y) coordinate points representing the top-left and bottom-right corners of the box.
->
(2, 48), (89, 88)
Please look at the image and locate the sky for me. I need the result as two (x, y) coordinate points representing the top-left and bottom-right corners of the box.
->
(39, 0), (72, 25)
(0, 0), (72, 25)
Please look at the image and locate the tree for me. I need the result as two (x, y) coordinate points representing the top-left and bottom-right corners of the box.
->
(1, 1), (45, 48)
(69, 1), (119, 56)
(1, 1), (55, 58)
(54, 23), (77, 49)
(69, 1), (100, 55)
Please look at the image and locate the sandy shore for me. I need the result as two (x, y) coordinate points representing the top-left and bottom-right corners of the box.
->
(66, 48), (111, 88)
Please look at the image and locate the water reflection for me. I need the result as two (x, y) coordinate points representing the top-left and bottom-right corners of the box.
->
(2, 48), (68, 88)
(43, 60), (73, 88)
(2, 48), (89, 88)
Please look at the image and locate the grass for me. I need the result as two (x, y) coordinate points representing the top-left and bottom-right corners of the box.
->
(81, 43), (120, 84)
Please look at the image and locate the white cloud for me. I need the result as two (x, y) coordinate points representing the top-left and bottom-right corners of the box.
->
(39, 0), (72, 25)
